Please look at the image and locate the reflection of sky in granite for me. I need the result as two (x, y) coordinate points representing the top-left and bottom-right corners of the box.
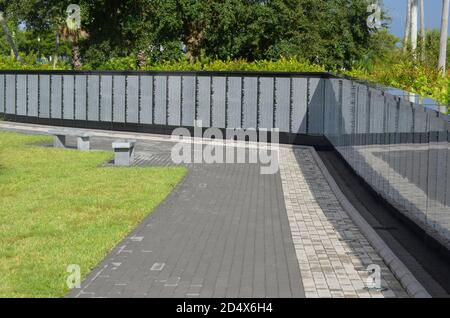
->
(344, 78), (449, 114)
(381, 88), (447, 113)
(356, 83), (449, 113)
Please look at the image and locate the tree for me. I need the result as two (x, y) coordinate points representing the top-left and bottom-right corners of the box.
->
(0, 0), (378, 69)
(1, 0), (80, 67)
(410, 0), (418, 57)
(59, 4), (87, 70)
(403, 0), (411, 53)
(439, 0), (449, 74)
(59, 26), (87, 70)
(205, 0), (306, 61)
(0, 11), (21, 61)
(53, 30), (59, 68)
(78, 0), (166, 67)
(420, 0), (425, 61)
(146, 0), (372, 68)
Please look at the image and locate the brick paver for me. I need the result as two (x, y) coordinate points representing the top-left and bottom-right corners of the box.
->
(279, 147), (409, 298)
(68, 138), (304, 298)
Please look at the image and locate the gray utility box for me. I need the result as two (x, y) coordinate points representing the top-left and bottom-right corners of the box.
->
(112, 140), (136, 166)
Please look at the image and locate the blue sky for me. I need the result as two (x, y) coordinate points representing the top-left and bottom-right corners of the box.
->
(382, 0), (449, 37)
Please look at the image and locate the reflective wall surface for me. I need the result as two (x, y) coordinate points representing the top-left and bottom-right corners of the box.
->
(324, 78), (450, 248)
(0, 71), (328, 134)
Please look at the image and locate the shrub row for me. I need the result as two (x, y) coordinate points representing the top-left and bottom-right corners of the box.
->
(346, 61), (450, 108)
(0, 55), (448, 110)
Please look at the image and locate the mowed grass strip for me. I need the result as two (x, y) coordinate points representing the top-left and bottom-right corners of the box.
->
(0, 131), (187, 297)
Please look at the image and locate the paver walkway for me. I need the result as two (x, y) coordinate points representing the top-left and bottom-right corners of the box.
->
(279, 147), (408, 298)
(70, 138), (304, 298)
(0, 122), (410, 298)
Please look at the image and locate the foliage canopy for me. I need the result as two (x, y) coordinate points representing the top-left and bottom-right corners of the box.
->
(1, 0), (375, 69)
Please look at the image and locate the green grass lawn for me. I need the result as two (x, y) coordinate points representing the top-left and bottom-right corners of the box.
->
(0, 131), (187, 297)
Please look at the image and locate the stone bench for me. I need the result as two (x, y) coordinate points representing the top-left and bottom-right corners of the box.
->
(49, 129), (92, 151)
(112, 140), (136, 166)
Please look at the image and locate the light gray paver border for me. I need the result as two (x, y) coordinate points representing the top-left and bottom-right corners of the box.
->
(307, 146), (431, 298)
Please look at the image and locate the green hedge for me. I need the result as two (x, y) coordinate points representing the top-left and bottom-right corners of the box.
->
(0, 54), (448, 110)
(346, 61), (450, 108)
(0, 55), (70, 70)
(82, 56), (327, 73)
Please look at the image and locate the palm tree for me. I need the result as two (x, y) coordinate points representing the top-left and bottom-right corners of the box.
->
(60, 5), (88, 70)
(411, 0), (418, 57)
(439, 0), (449, 75)
(52, 30), (60, 69)
(59, 25), (87, 70)
(403, 0), (412, 53)
(0, 11), (21, 62)
(420, 0), (426, 61)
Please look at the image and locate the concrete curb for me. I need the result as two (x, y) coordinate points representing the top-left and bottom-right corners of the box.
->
(307, 146), (432, 298)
